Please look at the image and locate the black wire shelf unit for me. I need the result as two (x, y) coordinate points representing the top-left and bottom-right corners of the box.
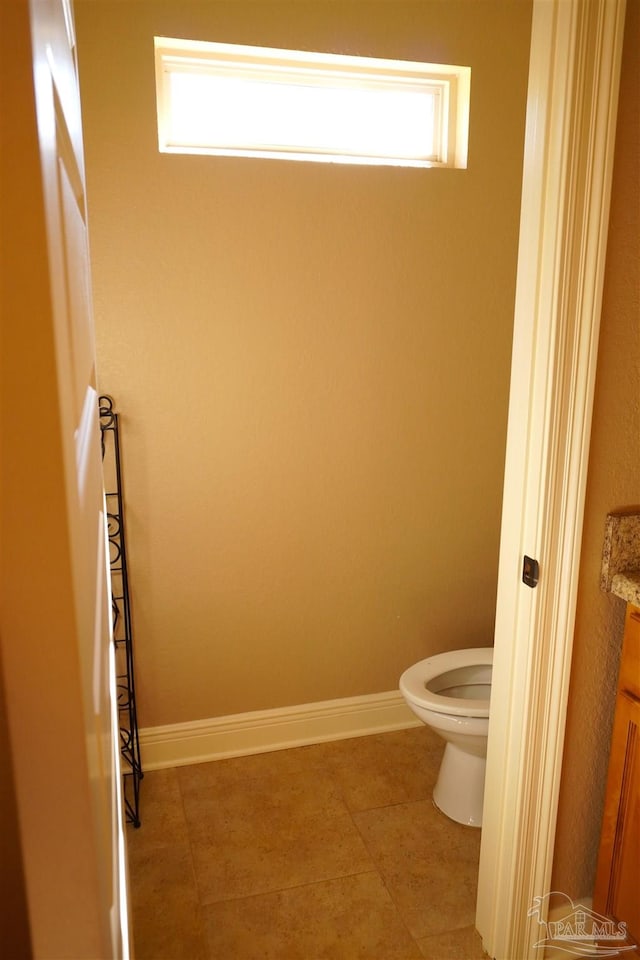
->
(99, 395), (143, 827)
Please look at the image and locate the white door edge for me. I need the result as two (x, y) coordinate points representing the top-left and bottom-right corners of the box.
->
(476, 1), (627, 958)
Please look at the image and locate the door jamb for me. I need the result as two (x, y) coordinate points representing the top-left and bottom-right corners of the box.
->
(476, 1), (627, 957)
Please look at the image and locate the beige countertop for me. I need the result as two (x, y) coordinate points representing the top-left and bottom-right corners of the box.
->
(601, 512), (640, 608)
(610, 571), (640, 607)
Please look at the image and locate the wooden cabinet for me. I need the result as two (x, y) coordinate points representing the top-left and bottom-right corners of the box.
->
(593, 603), (640, 954)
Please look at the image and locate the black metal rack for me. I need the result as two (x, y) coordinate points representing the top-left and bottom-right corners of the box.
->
(99, 395), (143, 827)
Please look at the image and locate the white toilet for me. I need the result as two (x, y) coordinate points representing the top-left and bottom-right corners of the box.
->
(399, 647), (493, 828)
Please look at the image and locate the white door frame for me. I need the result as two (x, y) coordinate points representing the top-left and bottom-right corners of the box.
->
(476, 1), (627, 958)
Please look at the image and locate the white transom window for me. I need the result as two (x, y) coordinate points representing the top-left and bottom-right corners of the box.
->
(154, 38), (470, 168)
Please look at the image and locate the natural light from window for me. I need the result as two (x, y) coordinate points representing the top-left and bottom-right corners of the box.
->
(155, 38), (470, 168)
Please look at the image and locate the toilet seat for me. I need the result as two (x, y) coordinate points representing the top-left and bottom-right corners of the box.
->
(400, 647), (492, 718)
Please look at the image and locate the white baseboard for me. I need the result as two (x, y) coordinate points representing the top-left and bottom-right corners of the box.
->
(138, 690), (421, 771)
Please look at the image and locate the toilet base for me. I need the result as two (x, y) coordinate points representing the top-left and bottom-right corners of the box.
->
(433, 742), (486, 827)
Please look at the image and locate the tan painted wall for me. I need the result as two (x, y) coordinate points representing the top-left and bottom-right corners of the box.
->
(76, 0), (532, 728)
(552, 0), (640, 900)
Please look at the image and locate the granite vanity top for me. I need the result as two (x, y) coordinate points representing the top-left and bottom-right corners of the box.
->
(601, 511), (640, 608)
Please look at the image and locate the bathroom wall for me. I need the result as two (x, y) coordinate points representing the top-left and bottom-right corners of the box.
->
(552, 0), (640, 900)
(75, 0), (532, 728)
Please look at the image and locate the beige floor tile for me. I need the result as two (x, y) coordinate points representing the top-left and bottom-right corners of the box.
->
(189, 805), (374, 903)
(353, 799), (481, 940)
(310, 727), (443, 813)
(416, 924), (487, 959)
(131, 895), (208, 960)
(178, 748), (374, 902)
(126, 733), (481, 956)
(128, 842), (208, 960)
(126, 770), (208, 958)
(126, 767), (190, 851)
(177, 743), (329, 798)
(177, 752), (346, 839)
(202, 872), (424, 959)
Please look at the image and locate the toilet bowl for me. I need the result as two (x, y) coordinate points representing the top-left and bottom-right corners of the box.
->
(399, 647), (493, 827)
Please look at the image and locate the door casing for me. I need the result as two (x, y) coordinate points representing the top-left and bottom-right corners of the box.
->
(476, 1), (627, 957)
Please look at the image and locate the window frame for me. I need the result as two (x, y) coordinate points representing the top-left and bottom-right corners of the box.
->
(154, 37), (470, 169)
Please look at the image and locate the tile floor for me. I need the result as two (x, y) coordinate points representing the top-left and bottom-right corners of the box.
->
(126, 726), (487, 959)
